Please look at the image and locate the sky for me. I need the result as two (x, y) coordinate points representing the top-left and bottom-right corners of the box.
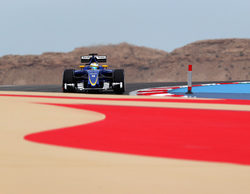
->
(0, 0), (250, 56)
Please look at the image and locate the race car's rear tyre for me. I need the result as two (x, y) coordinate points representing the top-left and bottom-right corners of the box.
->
(62, 69), (75, 92)
(113, 69), (125, 94)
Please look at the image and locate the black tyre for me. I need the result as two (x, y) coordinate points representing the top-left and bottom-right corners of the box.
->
(113, 69), (125, 94)
(62, 69), (75, 92)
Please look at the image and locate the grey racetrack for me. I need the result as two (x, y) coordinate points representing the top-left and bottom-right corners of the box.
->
(1, 81), (249, 100)
(0, 81), (236, 94)
(0, 82), (188, 94)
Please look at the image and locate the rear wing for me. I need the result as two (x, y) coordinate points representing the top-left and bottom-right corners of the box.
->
(81, 55), (107, 63)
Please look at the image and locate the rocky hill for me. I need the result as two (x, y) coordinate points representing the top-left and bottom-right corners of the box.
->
(0, 39), (250, 85)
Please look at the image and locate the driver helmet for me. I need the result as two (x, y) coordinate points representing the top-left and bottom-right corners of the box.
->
(90, 62), (98, 69)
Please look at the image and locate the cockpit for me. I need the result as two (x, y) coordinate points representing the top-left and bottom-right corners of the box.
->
(90, 62), (99, 69)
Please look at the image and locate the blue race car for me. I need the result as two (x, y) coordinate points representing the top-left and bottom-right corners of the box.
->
(62, 53), (125, 94)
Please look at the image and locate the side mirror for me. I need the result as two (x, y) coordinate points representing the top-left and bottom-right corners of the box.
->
(79, 65), (85, 70)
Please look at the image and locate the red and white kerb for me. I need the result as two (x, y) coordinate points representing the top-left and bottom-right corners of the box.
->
(135, 81), (250, 97)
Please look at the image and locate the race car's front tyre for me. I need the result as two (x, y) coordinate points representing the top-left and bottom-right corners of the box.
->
(62, 69), (75, 93)
(113, 69), (125, 94)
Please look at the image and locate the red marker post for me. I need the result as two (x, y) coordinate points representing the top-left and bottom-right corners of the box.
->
(186, 65), (193, 94)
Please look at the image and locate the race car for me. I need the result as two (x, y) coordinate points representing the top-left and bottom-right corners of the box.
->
(62, 53), (125, 94)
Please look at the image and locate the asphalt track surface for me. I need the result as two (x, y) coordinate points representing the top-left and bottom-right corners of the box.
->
(0, 81), (242, 94)
(0, 82), (186, 93)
